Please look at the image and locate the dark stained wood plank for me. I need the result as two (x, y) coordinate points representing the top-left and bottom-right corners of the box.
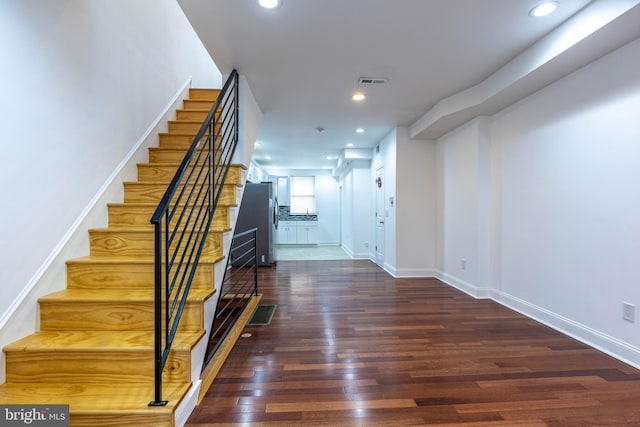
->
(187, 260), (640, 426)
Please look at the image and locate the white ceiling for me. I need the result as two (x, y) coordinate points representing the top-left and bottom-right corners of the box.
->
(177, 0), (640, 172)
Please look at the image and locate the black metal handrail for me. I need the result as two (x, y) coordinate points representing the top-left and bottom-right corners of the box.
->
(149, 70), (239, 406)
(203, 227), (259, 368)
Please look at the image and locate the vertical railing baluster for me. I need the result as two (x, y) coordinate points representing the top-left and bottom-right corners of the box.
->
(150, 219), (167, 406)
(253, 230), (259, 296)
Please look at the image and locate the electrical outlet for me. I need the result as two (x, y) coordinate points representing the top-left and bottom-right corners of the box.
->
(461, 259), (466, 270)
(623, 302), (635, 323)
(364, 242), (369, 248)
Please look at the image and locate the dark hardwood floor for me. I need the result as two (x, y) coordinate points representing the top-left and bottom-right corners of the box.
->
(187, 260), (640, 426)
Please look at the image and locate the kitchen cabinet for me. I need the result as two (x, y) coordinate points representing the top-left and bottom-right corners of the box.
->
(277, 221), (318, 244)
(277, 221), (297, 244)
(296, 221), (318, 244)
(276, 176), (290, 206)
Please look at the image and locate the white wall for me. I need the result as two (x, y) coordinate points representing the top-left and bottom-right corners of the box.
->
(0, 0), (220, 375)
(340, 164), (373, 258)
(237, 76), (262, 169)
(395, 127), (437, 277)
(341, 172), (354, 252)
(437, 118), (493, 296)
(493, 37), (640, 359)
(437, 37), (640, 366)
(369, 127), (438, 277)
(315, 173), (341, 245)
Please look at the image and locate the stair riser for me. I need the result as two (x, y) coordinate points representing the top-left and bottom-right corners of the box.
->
(188, 88), (220, 100)
(137, 164), (242, 185)
(72, 413), (172, 427)
(124, 183), (237, 204)
(5, 349), (191, 384)
(108, 204), (231, 229)
(149, 148), (188, 163)
(183, 99), (215, 110)
(160, 134), (222, 150)
(176, 110), (209, 121)
(66, 262), (215, 290)
(168, 121), (205, 134)
(89, 230), (223, 258)
(158, 133), (196, 148)
(39, 300), (205, 332)
(168, 120), (222, 134)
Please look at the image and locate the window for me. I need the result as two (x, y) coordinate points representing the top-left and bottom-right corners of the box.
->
(290, 176), (316, 214)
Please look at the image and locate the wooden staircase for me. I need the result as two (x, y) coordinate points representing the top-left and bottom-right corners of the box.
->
(0, 88), (245, 426)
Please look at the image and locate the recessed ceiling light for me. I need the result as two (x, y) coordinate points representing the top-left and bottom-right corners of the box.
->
(255, 142), (261, 147)
(265, 155), (271, 160)
(529, 1), (559, 17)
(347, 143), (354, 148)
(258, 0), (281, 9)
(326, 156), (332, 160)
(352, 92), (366, 102)
(356, 128), (365, 133)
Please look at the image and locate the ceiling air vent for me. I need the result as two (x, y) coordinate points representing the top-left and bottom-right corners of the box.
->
(358, 77), (388, 85)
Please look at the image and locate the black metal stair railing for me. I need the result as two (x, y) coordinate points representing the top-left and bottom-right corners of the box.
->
(203, 227), (259, 368)
(149, 70), (239, 406)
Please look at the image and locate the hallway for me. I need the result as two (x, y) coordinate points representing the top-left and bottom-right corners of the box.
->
(187, 260), (640, 426)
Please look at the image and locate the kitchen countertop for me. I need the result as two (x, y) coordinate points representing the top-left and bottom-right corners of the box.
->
(278, 205), (318, 221)
(279, 215), (318, 221)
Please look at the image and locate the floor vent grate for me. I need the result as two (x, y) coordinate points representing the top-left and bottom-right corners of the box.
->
(247, 304), (277, 326)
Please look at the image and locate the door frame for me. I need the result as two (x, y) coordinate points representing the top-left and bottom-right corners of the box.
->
(375, 166), (385, 268)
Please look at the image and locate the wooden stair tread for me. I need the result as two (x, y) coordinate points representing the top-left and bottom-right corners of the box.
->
(158, 132), (199, 137)
(188, 88), (220, 98)
(136, 162), (245, 168)
(137, 161), (244, 165)
(169, 120), (210, 124)
(66, 255), (225, 265)
(39, 288), (214, 302)
(90, 224), (230, 231)
(176, 108), (219, 113)
(4, 330), (202, 351)
(107, 201), (237, 208)
(0, 382), (188, 412)
(70, 254), (224, 262)
(89, 225), (230, 233)
(124, 180), (242, 187)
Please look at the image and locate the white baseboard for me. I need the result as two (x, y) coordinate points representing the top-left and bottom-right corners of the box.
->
(493, 290), (640, 370)
(392, 268), (437, 278)
(435, 270), (640, 370)
(436, 271), (492, 298)
(341, 245), (370, 260)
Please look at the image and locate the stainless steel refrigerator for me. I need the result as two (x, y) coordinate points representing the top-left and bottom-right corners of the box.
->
(234, 182), (278, 266)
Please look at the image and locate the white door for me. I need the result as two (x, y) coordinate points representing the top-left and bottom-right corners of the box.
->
(375, 167), (385, 267)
